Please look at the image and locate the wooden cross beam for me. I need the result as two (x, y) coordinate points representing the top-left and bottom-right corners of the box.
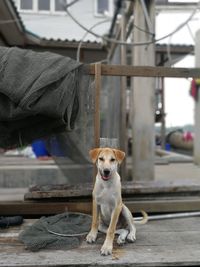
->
(84, 64), (200, 78)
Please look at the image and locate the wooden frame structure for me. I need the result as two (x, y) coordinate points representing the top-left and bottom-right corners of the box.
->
(1, 64), (200, 216)
(86, 64), (200, 77)
(88, 63), (200, 180)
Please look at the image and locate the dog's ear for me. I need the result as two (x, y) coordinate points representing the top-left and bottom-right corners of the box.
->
(113, 149), (125, 164)
(89, 148), (101, 163)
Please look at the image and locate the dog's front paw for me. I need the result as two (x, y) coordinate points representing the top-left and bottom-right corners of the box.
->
(100, 243), (113, 256)
(86, 230), (98, 243)
(127, 231), (136, 243)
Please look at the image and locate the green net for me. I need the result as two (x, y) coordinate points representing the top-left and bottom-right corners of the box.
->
(19, 212), (91, 251)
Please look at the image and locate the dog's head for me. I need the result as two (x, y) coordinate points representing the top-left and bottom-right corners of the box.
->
(89, 147), (125, 181)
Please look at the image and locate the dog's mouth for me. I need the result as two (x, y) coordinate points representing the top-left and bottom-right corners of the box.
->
(101, 175), (111, 181)
(100, 170), (111, 181)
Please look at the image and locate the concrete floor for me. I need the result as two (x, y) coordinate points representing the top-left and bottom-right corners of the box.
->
(156, 163), (200, 183)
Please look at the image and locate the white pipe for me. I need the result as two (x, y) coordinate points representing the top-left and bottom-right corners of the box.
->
(135, 211), (200, 221)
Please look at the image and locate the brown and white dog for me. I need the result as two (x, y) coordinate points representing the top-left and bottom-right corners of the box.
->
(86, 147), (147, 256)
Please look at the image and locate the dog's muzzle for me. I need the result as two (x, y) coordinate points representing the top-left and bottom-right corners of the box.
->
(101, 169), (111, 181)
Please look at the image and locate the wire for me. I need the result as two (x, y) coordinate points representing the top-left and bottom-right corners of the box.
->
(140, 0), (154, 34)
(2, 0), (199, 48)
(76, 18), (111, 62)
(63, 1), (200, 47)
(164, 2), (199, 67)
(156, 2), (199, 43)
(64, 6), (155, 46)
(65, 0), (79, 9)
(46, 227), (88, 237)
(187, 23), (195, 42)
(133, 22), (155, 37)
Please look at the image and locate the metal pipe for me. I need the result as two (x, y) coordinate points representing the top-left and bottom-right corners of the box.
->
(108, 0), (122, 38)
(140, 0), (154, 35)
(135, 211), (200, 221)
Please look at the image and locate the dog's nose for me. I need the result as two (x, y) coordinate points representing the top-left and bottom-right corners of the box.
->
(103, 169), (110, 177)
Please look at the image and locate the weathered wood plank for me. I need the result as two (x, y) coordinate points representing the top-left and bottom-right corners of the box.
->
(94, 63), (101, 148)
(25, 179), (200, 200)
(85, 64), (200, 78)
(1, 245), (200, 267)
(0, 201), (91, 216)
(0, 217), (200, 266)
(1, 196), (200, 216)
(125, 197), (200, 213)
(131, 0), (155, 182)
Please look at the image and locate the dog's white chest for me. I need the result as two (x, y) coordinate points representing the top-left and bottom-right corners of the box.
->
(95, 186), (118, 225)
(96, 187), (116, 206)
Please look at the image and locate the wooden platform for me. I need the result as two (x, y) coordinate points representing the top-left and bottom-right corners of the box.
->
(0, 157), (200, 215)
(0, 156), (200, 266)
(0, 216), (200, 266)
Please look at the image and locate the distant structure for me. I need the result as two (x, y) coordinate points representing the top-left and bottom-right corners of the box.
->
(13, 0), (199, 43)
(13, 0), (113, 41)
(8, 0), (198, 180)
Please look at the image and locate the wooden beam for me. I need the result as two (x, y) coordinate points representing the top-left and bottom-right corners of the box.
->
(85, 64), (200, 78)
(126, 197), (200, 213)
(94, 63), (101, 148)
(24, 180), (200, 200)
(1, 197), (200, 216)
(131, 0), (155, 181)
(120, 10), (127, 179)
(160, 77), (166, 149)
(0, 201), (92, 216)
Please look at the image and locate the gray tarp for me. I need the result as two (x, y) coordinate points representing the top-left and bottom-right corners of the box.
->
(0, 47), (94, 184)
(0, 47), (82, 149)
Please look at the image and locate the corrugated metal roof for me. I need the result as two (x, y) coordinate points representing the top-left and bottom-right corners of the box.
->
(156, 43), (194, 52)
(41, 37), (101, 44)
(39, 37), (103, 48)
(38, 38), (194, 52)
(9, 0), (103, 46)
(1, 1), (195, 54)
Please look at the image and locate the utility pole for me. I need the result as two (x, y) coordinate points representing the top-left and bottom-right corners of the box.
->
(194, 29), (200, 164)
(131, 0), (155, 181)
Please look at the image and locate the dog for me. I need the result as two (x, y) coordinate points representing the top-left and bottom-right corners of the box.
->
(86, 147), (148, 256)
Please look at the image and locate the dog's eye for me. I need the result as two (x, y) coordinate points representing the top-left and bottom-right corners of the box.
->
(110, 158), (115, 162)
(99, 157), (104, 161)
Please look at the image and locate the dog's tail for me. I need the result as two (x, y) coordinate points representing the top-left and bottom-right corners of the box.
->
(134, 210), (148, 224)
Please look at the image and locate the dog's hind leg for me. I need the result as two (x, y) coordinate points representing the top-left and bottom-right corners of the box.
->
(99, 221), (128, 245)
(121, 204), (136, 242)
(116, 229), (129, 245)
(98, 220), (128, 245)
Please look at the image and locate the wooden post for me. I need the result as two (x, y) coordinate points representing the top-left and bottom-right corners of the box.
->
(120, 9), (127, 179)
(93, 63), (101, 181)
(161, 77), (166, 149)
(194, 30), (200, 164)
(94, 63), (101, 148)
(131, 0), (155, 181)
